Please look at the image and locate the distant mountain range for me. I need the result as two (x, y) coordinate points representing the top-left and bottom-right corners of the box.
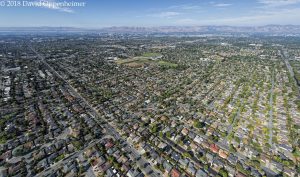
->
(1, 25), (300, 34)
(100, 25), (300, 34)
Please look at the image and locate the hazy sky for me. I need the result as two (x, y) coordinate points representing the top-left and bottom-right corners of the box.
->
(1, 0), (300, 27)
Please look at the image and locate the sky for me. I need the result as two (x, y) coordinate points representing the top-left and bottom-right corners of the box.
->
(1, 0), (300, 27)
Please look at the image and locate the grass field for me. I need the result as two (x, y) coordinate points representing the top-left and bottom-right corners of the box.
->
(142, 52), (162, 58)
(158, 61), (178, 68)
(116, 57), (153, 67)
(116, 53), (177, 69)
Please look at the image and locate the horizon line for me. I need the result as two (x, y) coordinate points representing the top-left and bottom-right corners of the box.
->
(0, 24), (300, 29)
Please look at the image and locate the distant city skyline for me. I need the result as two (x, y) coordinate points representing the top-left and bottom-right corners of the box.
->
(1, 0), (300, 27)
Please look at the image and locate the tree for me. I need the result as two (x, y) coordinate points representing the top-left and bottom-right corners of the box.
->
(193, 120), (205, 129)
(166, 132), (171, 138)
(183, 152), (192, 158)
(150, 124), (158, 133)
(219, 168), (228, 177)
(229, 144), (237, 153)
(107, 156), (116, 163)
(204, 164), (209, 171)
(159, 132), (163, 138)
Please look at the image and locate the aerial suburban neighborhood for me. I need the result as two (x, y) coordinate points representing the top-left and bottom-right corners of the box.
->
(0, 32), (299, 177)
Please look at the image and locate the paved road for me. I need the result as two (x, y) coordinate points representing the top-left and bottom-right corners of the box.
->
(281, 49), (300, 95)
(280, 48), (299, 146)
(28, 44), (161, 177)
(226, 106), (241, 137)
(268, 69), (275, 147)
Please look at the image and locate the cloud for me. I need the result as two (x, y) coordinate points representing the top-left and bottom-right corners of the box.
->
(148, 11), (180, 18)
(174, 7), (300, 25)
(168, 4), (203, 11)
(209, 1), (232, 7)
(213, 3), (232, 7)
(225, 9), (300, 25)
(146, 0), (300, 26)
(258, 0), (300, 7)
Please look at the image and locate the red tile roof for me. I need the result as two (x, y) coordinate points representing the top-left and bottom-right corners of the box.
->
(170, 168), (181, 177)
(210, 144), (219, 153)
